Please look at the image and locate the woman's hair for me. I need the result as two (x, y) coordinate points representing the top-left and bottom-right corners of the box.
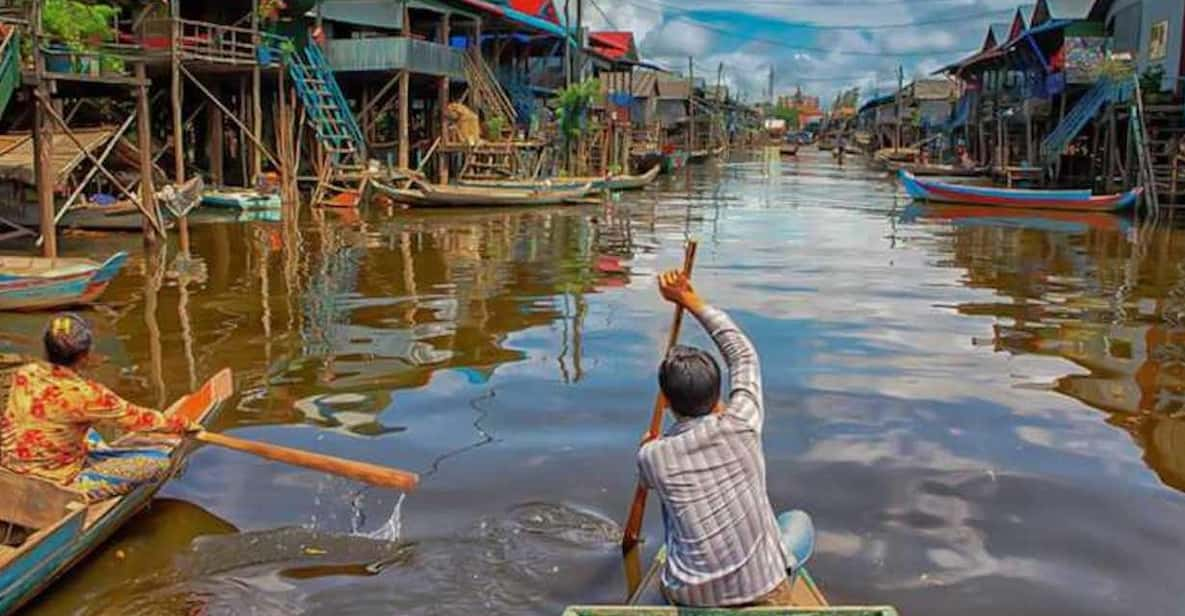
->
(43, 313), (92, 367)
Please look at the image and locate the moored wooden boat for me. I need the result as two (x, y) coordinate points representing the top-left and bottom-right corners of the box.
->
(885, 160), (985, 177)
(458, 165), (661, 192)
(0, 252), (128, 311)
(562, 606), (897, 615)
(0, 369), (232, 614)
(201, 189), (282, 210)
(898, 169), (1142, 212)
(779, 144), (798, 157)
(372, 180), (595, 208)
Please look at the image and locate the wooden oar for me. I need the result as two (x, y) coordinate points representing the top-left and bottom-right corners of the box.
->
(166, 370), (419, 492)
(193, 431), (420, 492)
(621, 240), (698, 553)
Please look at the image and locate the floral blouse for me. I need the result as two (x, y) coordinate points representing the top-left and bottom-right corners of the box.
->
(0, 362), (187, 484)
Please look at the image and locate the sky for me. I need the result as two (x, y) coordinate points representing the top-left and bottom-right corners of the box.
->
(567, 0), (1036, 106)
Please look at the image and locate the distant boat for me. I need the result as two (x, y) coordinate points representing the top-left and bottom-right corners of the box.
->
(0, 252), (128, 311)
(371, 181), (594, 208)
(458, 165), (660, 192)
(885, 160), (984, 177)
(201, 189), (281, 210)
(898, 170), (1142, 212)
(780, 144), (799, 156)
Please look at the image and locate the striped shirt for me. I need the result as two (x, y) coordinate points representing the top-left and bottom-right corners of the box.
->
(637, 304), (786, 607)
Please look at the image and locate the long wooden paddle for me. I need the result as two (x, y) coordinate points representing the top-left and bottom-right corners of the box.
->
(193, 431), (419, 492)
(620, 240), (698, 553)
(168, 369), (419, 492)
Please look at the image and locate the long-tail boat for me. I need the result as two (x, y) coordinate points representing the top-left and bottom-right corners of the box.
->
(457, 165), (661, 192)
(0, 252), (128, 311)
(885, 160), (984, 177)
(0, 369), (233, 614)
(898, 170), (1143, 212)
(372, 180), (594, 208)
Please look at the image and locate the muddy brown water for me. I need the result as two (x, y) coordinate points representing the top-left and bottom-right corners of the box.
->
(10, 149), (1185, 615)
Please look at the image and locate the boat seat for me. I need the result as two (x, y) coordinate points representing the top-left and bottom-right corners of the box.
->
(0, 469), (85, 531)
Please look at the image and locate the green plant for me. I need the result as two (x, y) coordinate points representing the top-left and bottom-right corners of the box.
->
(552, 78), (601, 143)
(43, 0), (118, 48)
(1140, 65), (1167, 99)
(1097, 56), (1135, 82)
(484, 115), (505, 140)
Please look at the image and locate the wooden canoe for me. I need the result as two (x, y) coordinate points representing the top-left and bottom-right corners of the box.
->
(0, 369), (233, 614)
(372, 180), (595, 208)
(562, 607), (898, 615)
(898, 169), (1143, 212)
(0, 252), (128, 311)
(3, 204), (172, 233)
(885, 160), (984, 177)
(200, 189), (282, 210)
(779, 145), (798, 157)
(458, 165), (661, 192)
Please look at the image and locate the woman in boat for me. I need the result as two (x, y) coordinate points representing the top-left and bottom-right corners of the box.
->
(0, 314), (196, 501)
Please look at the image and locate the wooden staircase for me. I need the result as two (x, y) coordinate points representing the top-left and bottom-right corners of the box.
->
(1143, 104), (1185, 207)
(287, 43), (366, 166)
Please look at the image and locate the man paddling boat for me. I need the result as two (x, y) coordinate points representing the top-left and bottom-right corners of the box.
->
(638, 271), (814, 607)
(0, 314), (197, 501)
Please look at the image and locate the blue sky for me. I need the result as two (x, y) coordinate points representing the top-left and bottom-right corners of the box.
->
(572, 0), (1034, 104)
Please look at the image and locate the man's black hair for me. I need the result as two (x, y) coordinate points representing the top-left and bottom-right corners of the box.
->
(659, 345), (721, 418)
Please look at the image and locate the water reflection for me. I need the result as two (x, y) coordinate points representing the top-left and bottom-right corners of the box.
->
(9, 151), (1185, 616)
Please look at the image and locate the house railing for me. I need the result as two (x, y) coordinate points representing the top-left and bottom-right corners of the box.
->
(324, 37), (464, 79)
(132, 18), (285, 66)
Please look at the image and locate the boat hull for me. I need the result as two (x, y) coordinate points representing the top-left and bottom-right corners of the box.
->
(201, 190), (282, 210)
(373, 181), (594, 208)
(458, 165), (660, 193)
(898, 170), (1141, 212)
(0, 252), (127, 311)
(0, 371), (231, 614)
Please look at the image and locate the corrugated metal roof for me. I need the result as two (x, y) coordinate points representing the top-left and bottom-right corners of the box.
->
(1045, 0), (1095, 20)
(311, 0), (404, 29)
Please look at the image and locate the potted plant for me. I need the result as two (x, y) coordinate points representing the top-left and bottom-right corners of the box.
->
(40, 0), (120, 74)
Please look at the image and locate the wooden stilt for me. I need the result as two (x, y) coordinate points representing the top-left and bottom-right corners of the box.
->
(171, 8), (189, 255)
(136, 62), (158, 246)
(33, 92), (54, 259)
(398, 3), (411, 169)
(438, 14), (451, 184)
(252, 0), (263, 182)
(208, 97), (224, 186)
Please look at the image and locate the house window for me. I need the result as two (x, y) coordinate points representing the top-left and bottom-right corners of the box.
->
(1108, 2), (1142, 54)
(1149, 20), (1169, 60)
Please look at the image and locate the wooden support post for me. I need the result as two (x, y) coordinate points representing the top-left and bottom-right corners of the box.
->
(136, 62), (158, 246)
(438, 13), (451, 184)
(171, 8), (189, 255)
(398, 3), (411, 170)
(687, 57), (694, 155)
(1024, 100), (1033, 166)
(33, 94), (54, 259)
(208, 100), (224, 186)
(252, 0), (263, 182)
(32, 0), (54, 258)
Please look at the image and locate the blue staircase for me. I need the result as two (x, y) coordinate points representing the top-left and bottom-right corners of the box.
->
(286, 44), (366, 163)
(0, 29), (20, 122)
(1039, 79), (1125, 164)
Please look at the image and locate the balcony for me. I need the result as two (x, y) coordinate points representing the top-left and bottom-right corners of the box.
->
(324, 37), (465, 79)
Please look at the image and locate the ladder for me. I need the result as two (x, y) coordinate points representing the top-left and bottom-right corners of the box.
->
(0, 27), (19, 122)
(1040, 79), (1120, 164)
(287, 43), (366, 164)
(1131, 75), (1159, 214)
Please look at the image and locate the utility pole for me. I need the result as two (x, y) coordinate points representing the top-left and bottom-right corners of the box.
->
(895, 64), (904, 153)
(563, 1), (571, 88)
(575, 0), (583, 81)
(687, 57), (695, 154)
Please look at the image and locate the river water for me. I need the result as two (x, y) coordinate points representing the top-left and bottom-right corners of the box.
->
(13, 149), (1185, 615)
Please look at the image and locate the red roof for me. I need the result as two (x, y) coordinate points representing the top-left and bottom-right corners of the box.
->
(589, 31), (636, 60)
(509, 0), (560, 24)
